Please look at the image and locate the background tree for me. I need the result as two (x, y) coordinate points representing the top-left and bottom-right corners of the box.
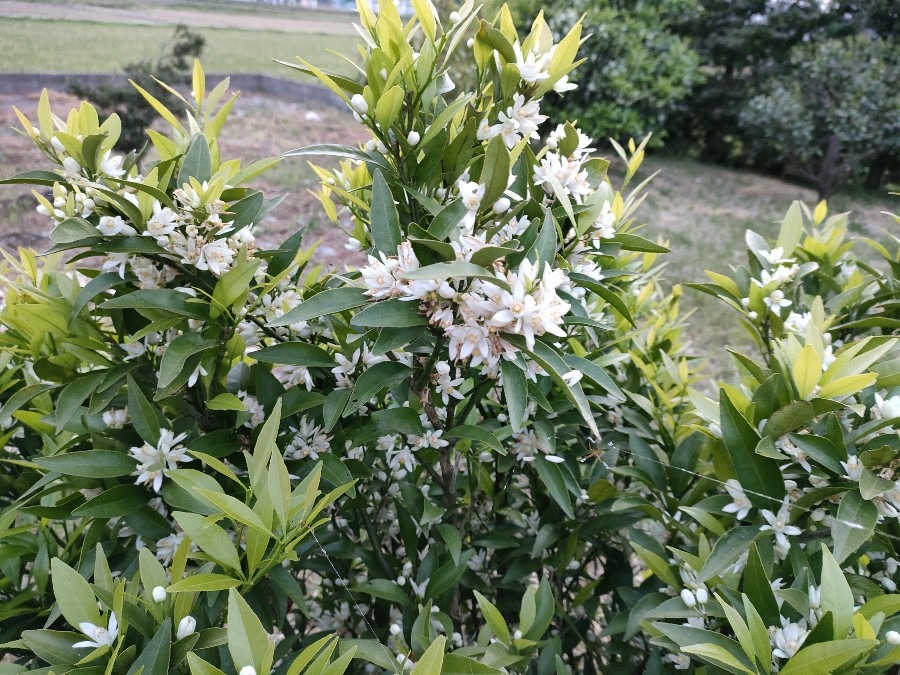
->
(70, 24), (204, 153)
(737, 36), (899, 199)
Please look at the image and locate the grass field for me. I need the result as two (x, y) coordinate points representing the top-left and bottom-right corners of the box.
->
(0, 18), (361, 77)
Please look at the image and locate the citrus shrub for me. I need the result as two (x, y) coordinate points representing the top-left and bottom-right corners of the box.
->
(631, 202), (900, 672)
(0, 0), (898, 674)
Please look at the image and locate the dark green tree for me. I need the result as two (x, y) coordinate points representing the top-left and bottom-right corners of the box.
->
(71, 25), (205, 153)
(737, 36), (899, 200)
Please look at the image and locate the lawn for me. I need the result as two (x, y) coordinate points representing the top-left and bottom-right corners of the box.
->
(0, 18), (361, 77)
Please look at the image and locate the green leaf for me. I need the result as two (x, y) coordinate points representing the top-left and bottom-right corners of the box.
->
(0, 383), (57, 422)
(500, 359), (527, 432)
(252, 342), (334, 368)
(775, 201), (803, 256)
(323, 388), (352, 432)
(651, 623), (755, 673)
(436, 523), (462, 566)
(411, 635), (446, 675)
(207, 393), (246, 411)
(72, 484), (147, 518)
(101, 289), (208, 319)
(534, 456), (574, 519)
(281, 144), (391, 172)
(350, 299), (428, 328)
(682, 643), (756, 674)
(126, 618), (171, 675)
(374, 85), (404, 130)
(504, 335), (599, 438)
(70, 271), (131, 321)
(761, 401), (815, 438)
(34, 451), (137, 478)
(187, 653), (227, 675)
(743, 544), (779, 626)
(128, 375), (165, 445)
(268, 287), (369, 326)
(158, 334), (217, 390)
(698, 527), (759, 582)
(632, 543), (680, 589)
(173, 512), (241, 572)
(178, 134), (212, 186)
(474, 591), (510, 646)
(613, 233), (669, 253)
(441, 654), (503, 674)
(20, 630), (83, 666)
(344, 361), (412, 414)
(54, 371), (105, 432)
(719, 389), (785, 508)
(779, 639), (877, 675)
(481, 135), (510, 207)
(352, 579), (410, 607)
(166, 574), (242, 593)
(793, 345), (821, 399)
(444, 425), (505, 454)
(563, 354), (626, 401)
(429, 198), (467, 240)
(568, 272), (635, 326)
(402, 261), (505, 286)
(819, 544), (854, 639)
(0, 169), (66, 187)
(196, 488), (271, 535)
(370, 170), (402, 255)
(287, 635), (340, 675)
(832, 490), (878, 565)
(50, 558), (101, 628)
(227, 589), (274, 675)
(211, 259), (260, 318)
(50, 217), (99, 244)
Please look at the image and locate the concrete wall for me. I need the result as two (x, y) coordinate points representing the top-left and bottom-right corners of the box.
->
(0, 73), (345, 109)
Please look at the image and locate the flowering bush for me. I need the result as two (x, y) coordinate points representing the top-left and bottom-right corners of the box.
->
(0, 0), (898, 674)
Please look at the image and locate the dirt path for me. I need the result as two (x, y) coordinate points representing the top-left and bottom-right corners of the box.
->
(0, 1), (357, 35)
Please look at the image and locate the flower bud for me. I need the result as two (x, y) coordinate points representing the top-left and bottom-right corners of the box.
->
(407, 131), (421, 145)
(62, 157), (81, 174)
(695, 588), (708, 605)
(492, 197), (511, 214)
(680, 589), (697, 608)
(351, 94), (368, 115)
(239, 667), (257, 675)
(152, 586), (166, 602)
(886, 630), (900, 645)
(176, 615), (196, 639)
(449, 10), (461, 22)
(390, 623), (402, 636)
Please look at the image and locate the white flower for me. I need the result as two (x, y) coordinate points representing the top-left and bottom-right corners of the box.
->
(512, 41), (551, 84)
(533, 152), (592, 203)
(350, 94), (368, 115)
(758, 247), (794, 266)
(663, 653), (691, 670)
(841, 454), (863, 481)
(771, 617), (809, 660)
(438, 71), (455, 94)
(873, 393), (900, 420)
(457, 179), (485, 231)
(73, 612), (118, 649)
(553, 75), (577, 93)
(238, 391), (265, 428)
(152, 586), (167, 602)
(99, 151), (125, 178)
(177, 615), (197, 640)
(763, 289), (791, 316)
(196, 239), (235, 276)
(97, 215), (137, 237)
(187, 363), (208, 388)
(562, 370), (583, 386)
(447, 322), (491, 366)
(155, 531), (185, 565)
(145, 203), (179, 239)
(433, 361), (464, 405)
(760, 499), (802, 550)
(130, 429), (191, 493)
(360, 253), (401, 300)
(102, 408), (128, 428)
